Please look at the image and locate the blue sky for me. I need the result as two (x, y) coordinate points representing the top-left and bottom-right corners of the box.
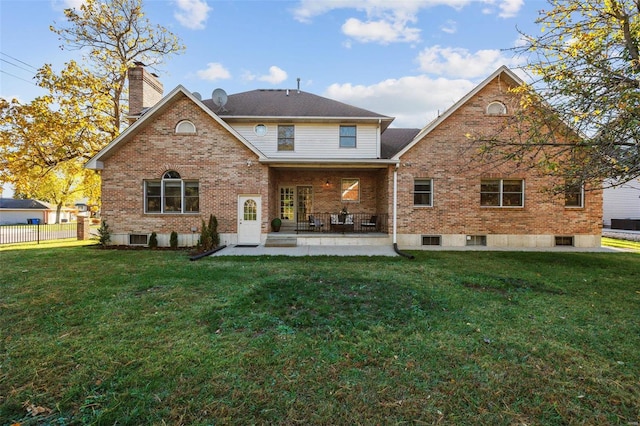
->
(1, 0), (544, 197)
(1, 0), (544, 129)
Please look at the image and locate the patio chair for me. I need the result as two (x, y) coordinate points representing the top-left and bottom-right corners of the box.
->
(361, 215), (378, 231)
(309, 215), (323, 231)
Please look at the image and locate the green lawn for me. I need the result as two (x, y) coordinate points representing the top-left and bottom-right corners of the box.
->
(1, 246), (639, 425)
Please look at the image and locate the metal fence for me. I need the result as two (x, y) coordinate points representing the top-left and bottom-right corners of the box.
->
(0, 223), (77, 245)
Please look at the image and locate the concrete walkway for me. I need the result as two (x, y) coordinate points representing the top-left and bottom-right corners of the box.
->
(210, 243), (618, 257)
(211, 244), (399, 257)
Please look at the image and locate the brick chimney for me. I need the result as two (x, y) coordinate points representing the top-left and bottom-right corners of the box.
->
(127, 62), (163, 124)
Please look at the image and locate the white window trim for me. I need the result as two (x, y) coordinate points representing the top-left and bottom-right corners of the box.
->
(144, 172), (199, 214)
(175, 120), (196, 134)
(486, 101), (507, 115)
(565, 185), (584, 208)
(339, 125), (357, 149)
(341, 178), (360, 202)
(480, 179), (525, 208)
(413, 178), (433, 207)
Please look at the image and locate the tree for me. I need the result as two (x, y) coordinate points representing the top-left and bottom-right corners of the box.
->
(0, 0), (184, 207)
(50, 0), (185, 133)
(475, 0), (640, 189)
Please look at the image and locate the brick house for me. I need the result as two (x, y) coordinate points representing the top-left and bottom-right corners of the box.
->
(85, 64), (601, 249)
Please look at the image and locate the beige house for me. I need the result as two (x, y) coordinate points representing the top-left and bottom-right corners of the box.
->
(86, 64), (601, 249)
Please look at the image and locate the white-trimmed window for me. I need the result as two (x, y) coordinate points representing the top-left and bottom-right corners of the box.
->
(565, 183), (584, 208)
(339, 125), (357, 148)
(486, 101), (507, 115)
(481, 179), (524, 207)
(414, 178), (433, 206)
(278, 125), (295, 151)
(145, 171), (199, 213)
(175, 120), (196, 134)
(341, 178), (360, 202)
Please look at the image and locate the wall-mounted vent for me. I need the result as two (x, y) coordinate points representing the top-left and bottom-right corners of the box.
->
(555, 236), (574, 246)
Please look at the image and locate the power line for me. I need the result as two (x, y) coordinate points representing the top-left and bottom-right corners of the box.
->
(0, 69), (37, 86)
(0, 52), (38, 70)
(0, 58), (36, 74)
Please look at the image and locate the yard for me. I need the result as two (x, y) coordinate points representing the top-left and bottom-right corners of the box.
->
(1, 245), (638, 425)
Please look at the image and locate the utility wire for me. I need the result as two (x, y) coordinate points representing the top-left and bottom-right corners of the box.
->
(0, 69), (36, 86)
(0, 52), (38, 70)
(0, 58), (36, 74)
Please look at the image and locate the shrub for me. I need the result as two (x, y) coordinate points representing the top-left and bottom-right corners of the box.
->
(97, 221), (111, 248)
(170, 231), (178, 249)
(198, 215), (220, 253)
(149, 232), (158, 249)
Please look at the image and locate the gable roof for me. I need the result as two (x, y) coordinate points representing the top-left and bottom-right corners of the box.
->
(381, 128), (421, 159)
(0, 198), (56, 210)
(392, 66), (524, 160)
(208, 89), (394, 131)
(85, 85), (266, 170)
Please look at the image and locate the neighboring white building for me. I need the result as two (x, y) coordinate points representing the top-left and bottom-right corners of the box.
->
(603, 180), (640, 227)
(0, 198), (75, 225)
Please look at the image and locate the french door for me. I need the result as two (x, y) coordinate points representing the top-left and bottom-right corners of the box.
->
(279, 186), (313, 223)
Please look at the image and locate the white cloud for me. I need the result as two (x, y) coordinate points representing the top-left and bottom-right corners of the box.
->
(342, 17), (421, 44)
(440, 19), (457, 34)
(325, 75), (476, 128)
(196, 62), (231, 81)
(174, 0), (212, 30)
(498, 0), (524, 18)
(416, 45), (521, 79)
(291, 0), (524, 44)
(51, 0), (85, 11)
(257, 66), (288, 85)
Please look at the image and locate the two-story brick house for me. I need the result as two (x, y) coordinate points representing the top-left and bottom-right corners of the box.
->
(86, 64), (601, 249)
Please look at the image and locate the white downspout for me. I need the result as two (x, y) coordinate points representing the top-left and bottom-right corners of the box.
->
(392, 163), (414, 259)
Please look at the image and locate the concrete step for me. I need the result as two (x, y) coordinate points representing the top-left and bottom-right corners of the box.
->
(264, 234), (298, 247)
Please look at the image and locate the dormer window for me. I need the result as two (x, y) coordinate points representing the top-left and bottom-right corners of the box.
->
(175, 120), (196, 134)
(486, 101), (507, 115)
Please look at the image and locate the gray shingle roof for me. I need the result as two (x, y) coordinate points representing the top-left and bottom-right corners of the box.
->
(0, 198), (54, 210)
(204, 89), (393, 129)
(380, 128), (421, 159)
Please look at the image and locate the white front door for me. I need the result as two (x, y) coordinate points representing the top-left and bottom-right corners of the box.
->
(238, 195), (262, 245)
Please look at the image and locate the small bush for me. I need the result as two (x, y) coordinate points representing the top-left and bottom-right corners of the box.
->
(198, 214), (220, 253)
(170, 231), (178, 249)
(149, 232), (158, 249)
(97, 221), (111, 248)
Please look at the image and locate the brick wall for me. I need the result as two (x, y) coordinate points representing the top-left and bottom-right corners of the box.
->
(101, 94), (268, 244)
(127, 65), (164, 119)
(393, 77), (602, 241)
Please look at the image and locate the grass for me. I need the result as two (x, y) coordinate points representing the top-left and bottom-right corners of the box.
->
(1, 246), (639, 425)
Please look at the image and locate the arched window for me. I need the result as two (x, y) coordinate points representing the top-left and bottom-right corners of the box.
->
(486, 101), (507, 115)
(145, 170), (199, 213)
(175, 120), (196, 134)
(244, 199), (257, 220)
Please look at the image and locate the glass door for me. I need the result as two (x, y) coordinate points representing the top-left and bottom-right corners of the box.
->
(279, 187), (295, 223)
(297, 186), (313, 223)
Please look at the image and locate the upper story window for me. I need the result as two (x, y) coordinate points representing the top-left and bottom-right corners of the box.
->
(486, 101), (507, 115)
(481, 179), (524, 207)
(175, 120), (196, 134)
(145, 170), (199, 214)
(414, 178), (433, 206)
(340, 125), (357, 148)
(278, 125), (295, 151)
(341, 178), (360, 202)
(565, 183), (584, 208)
